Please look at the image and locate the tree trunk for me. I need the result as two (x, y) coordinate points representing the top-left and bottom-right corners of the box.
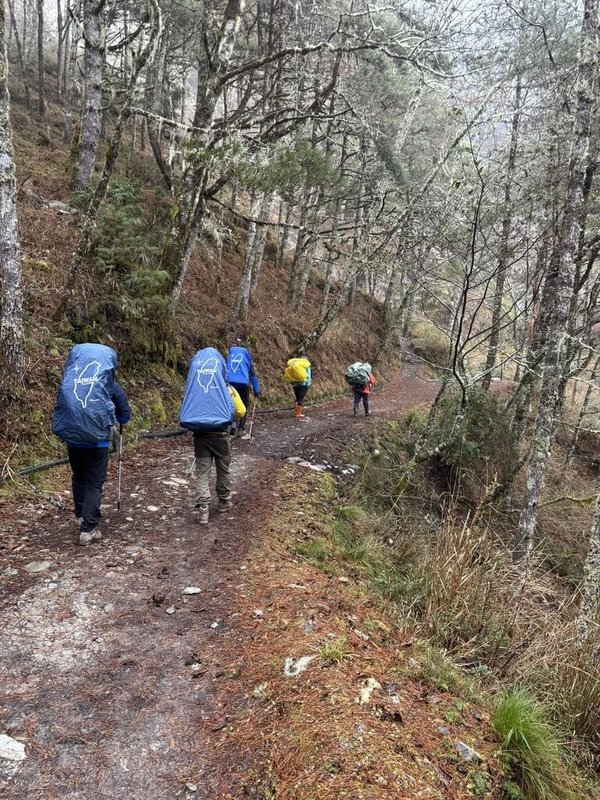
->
(36, 0), (45, 115)
(163, 0), (246, 309)
(514, 0), (599, 561)
(72, 0), (104, 191)
(7, 0), (31, 109)
(232, 191), (261, 320)
(277, 202), (294, 267)
(250, 194), (275, 298)
(63, 3), (79, 144)
(482, 75), (522, 389)
(57, 1), (161, 314)
(0, 0), (24, 380)
(56, 0), (62, 102)
(287, 202), (309, 304)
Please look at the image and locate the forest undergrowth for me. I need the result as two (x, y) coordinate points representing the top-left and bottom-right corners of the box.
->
(287, 403), (600, 799)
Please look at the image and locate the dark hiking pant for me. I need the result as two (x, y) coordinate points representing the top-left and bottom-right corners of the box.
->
(230, 382), (250, 431)
(293, 385), (309, 406)
(353, 390), (370, 416)
(67, 447), (110, 532)
(193, 432), (232, 506)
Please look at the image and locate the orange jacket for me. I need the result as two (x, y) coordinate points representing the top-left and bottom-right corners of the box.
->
(356, 374), (375, 395)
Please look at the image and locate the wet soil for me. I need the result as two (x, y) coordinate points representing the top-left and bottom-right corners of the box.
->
(0, 366), (437, 799)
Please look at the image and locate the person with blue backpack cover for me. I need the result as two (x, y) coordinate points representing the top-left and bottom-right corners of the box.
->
(226, 340), (260, 439)
(52, 343), (131, 546)
(180, 347), (246, 525)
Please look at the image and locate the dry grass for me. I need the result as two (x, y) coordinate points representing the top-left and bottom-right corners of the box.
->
(202, 469), (505, 799)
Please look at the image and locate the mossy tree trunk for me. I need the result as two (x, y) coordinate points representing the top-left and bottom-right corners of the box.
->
(514, 0), (599, 561)
(0, 0), (24, 380)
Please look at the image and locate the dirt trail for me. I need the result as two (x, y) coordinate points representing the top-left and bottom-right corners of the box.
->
(0, 366), (437, 799)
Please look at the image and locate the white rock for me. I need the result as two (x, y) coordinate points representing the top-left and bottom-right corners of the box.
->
(253, 609), (264, 618)
(283, 655), (315, 677)
(182, 587), (202, 595)
(338, 576), (350, 583)
(210, 621), (219, 629)
(147, 505), (160, 512)
(357, 677), (382, 705)
(286, 456), (303, 464)
(103, 604), (115, 613)
(0, 733), (26, 779)
(165, 606), (176, 615)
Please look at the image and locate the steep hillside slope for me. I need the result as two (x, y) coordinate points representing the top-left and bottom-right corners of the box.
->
(1, 92), (397, 470)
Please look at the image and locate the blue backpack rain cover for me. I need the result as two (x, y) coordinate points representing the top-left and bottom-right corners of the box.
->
(52, 343), (117, 444)
(227, 346), (252, 384)
(227, 346), (260, 394)
(180, 347), (235, 432)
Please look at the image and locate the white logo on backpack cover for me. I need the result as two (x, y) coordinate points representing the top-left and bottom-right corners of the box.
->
(230, 353), (243, 374)
(73, 361), (102, 408)
(196, 357), (219, 393)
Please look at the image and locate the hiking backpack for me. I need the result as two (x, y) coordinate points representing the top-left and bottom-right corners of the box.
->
(284, 357), (311, 384)
(52, 343), (117, 444)
(345, 362), (372, 389)
(180, 347), (236, 431)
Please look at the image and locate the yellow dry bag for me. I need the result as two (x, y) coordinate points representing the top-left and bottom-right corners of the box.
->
(228, 386), (247, 420)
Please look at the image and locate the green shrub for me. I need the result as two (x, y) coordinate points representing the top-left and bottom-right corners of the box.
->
(492, 689), (579, 800)
(70, 178), (173, 360)
(423, 388), (517, 502)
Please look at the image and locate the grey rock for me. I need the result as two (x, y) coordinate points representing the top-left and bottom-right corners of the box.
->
(437, 726), (451, 736)
(455, 741), (483, 762)
(286, 456), (303, 464)
(24, 561), (52, 574)
(0, 733), (26, 780)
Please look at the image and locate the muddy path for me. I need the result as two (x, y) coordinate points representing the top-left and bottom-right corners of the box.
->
(0, 366), (437, 799)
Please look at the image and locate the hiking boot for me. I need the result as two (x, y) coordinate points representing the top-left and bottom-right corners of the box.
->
(365, 411), (371, 416)
(197, 505), (210, 525)
(217, 499), (234, 513)
(294, 403), (305, 418)
(79, 528), (102, 546)
(353, 408), (358, 418)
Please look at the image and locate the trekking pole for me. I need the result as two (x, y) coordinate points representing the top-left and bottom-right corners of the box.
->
(248, 399), (257, 439)
(188, 458), (197, 479)
(116, 423), (124, 512)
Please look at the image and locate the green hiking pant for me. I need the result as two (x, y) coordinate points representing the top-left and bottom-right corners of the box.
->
(193, 432), (232, 506)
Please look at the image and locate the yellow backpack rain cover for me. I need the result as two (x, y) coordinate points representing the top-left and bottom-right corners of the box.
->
(284, 357), (310, 383)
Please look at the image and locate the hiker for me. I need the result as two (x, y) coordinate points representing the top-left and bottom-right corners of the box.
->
(226, 341), (260, 439)
(345, 362), (375, 417)
(284, 354), (312, 418)
(180, 347), (246, 525)
(52, 343), (131, 546)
